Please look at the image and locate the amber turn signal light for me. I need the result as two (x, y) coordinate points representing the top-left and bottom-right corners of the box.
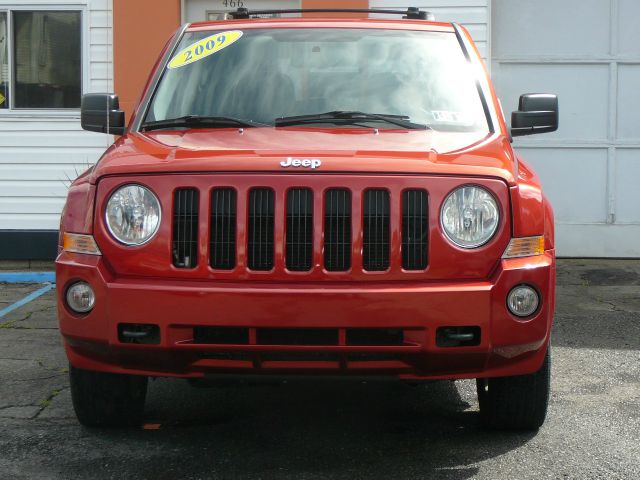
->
(63, 233), (102, 256)
(502, 236), (545, 259)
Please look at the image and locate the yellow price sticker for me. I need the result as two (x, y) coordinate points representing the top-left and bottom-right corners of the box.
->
(0, 92), (5, 106)
(168, 30), (243, 69)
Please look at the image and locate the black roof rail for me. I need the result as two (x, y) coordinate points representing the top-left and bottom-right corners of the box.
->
(229, 7), (435, 21)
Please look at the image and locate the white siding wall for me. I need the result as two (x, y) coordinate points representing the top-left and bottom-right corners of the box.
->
(0, 0), (113, 231)
(369, 1), (489, 58)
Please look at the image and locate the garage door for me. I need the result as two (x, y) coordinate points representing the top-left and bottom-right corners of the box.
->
(492, 0), (640, 257)
(370, 1), (489, 58)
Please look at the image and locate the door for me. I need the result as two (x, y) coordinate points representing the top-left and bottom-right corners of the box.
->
(184, 0), (302, 22)
(492, 0), (640, 257)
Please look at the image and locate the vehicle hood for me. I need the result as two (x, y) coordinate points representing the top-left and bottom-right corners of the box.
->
(91, 128), (517, 184)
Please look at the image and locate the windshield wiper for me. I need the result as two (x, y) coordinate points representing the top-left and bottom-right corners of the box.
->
(275, 111), (429, 130)
(141, 115), (268, 132)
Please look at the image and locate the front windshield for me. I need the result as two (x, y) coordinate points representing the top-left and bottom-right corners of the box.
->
(145, 28), (489, 132)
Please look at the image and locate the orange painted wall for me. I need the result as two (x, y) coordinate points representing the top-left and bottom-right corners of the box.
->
(113, 0), (181, 120)
(113, 0), (368, 120)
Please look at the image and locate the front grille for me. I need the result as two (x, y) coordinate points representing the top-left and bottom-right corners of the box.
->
(248, 188), (275, 271)
(363, 189), (390, 271)
(286, 188), (313, 271)
(324, 189), (351, 271)
(210, 188), (237, 270)
(402, 189), (428, 270)
(172, 188), (199, 268)
(167, 181), (431, 276)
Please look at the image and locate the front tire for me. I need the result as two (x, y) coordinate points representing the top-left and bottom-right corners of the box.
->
(476, 347), (550, 430)
(69, 366), (148, 427)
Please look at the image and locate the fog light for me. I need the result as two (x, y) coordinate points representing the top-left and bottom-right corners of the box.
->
(507, 285), (539, 317)
(66, 282), (95, 313)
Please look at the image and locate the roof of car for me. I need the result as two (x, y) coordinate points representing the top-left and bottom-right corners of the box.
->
(186, 18), (455, 33)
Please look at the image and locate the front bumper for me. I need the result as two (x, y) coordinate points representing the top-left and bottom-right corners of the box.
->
(56, 251), (555, 380)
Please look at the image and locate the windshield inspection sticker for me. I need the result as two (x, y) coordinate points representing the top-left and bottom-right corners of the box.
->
(431, 110), (474, 125)
(168, 31), (243, 69)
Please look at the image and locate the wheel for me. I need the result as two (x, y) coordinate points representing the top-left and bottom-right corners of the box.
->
(69, 365), (148, 427)
(476, 347), (550, 430)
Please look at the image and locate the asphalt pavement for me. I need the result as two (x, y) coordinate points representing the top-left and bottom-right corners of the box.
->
(0, 259), (638, 479)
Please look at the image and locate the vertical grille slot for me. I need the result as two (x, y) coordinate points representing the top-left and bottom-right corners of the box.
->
(172, 188), (199, 269)
(248, 188), (275, 271)
(363, 189), (390, 271)
(324, 189), (351, 271)
(286, 188), (313, 271)
(402, 189), (428, 270)
(210, 188), (237, 270)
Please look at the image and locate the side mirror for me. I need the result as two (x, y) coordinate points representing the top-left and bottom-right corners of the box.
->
(81, 94), (125, 135)
(511, 93), (558, 137)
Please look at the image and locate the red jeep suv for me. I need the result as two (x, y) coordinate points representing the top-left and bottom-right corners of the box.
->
(57, 8), (558, 429)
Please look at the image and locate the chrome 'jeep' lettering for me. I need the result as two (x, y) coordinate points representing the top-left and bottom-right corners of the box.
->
(280, 157), (322, 169)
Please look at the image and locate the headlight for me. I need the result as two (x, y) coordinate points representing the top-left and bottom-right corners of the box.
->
(441, 185), (500, 248)
(105, 184), (161, 245)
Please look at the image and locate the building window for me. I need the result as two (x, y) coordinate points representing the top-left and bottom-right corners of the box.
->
(0, 12), (8, 109)
(0, 10), (81, 110)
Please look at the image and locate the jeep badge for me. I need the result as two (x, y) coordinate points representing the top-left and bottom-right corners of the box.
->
(280, 157), (322, 169)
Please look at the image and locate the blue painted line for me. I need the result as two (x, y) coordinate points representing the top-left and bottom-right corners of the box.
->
(0, 272), (55, 284)
(0, 283), (55, 319)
